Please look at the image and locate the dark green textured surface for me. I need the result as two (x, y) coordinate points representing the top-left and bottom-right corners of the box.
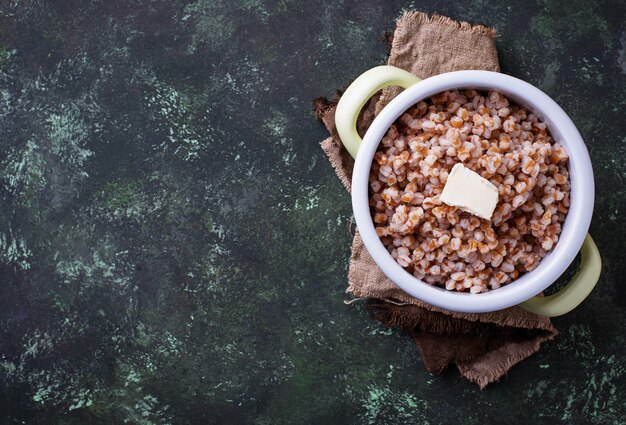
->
(0, 0), (624, 423)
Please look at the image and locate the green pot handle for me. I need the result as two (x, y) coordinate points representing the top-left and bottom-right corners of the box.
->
(335, 65), (421, 159)
(520, 234), (602, 317)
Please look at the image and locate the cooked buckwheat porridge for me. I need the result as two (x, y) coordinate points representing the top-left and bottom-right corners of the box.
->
(370, 90), (570, 294)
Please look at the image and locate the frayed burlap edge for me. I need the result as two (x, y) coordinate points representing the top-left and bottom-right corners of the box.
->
(395, 11), (497, 41)
(321, 136), (351, 191)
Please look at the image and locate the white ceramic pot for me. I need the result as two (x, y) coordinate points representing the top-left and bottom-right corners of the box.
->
(335, 66), (601, 316)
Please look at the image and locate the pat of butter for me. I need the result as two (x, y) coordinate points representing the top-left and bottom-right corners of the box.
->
(440, 163), (499, 220)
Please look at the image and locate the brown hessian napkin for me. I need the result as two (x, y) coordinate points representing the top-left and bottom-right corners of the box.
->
(314, 11), (558, 388)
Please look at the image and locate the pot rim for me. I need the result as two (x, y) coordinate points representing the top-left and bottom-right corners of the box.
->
(351, 70), (594, 313)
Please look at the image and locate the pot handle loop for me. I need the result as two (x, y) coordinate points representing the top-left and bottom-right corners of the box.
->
(335, 66), (421, 159)
(520, 234), (601, 317)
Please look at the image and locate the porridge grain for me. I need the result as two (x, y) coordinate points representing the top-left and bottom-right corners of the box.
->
(369, 90), (570, 293)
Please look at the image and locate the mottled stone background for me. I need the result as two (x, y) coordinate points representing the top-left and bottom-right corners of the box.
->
(0, 0), (624, 424)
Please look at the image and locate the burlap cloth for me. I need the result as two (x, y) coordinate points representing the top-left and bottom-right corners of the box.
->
(314, 11), (557, 388)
